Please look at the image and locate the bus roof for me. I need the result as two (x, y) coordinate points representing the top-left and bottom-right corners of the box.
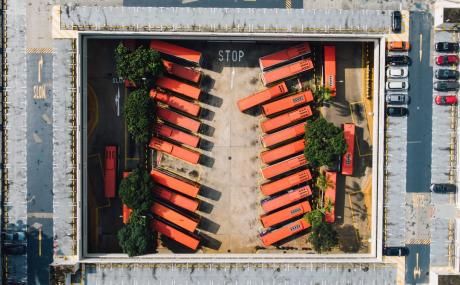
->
(260, 218), (310, 246)
(261, 58), (314, 86)
(156, 77), (201, 100)
(150, 40), (202, 65)
(260, 139), (305, 165)
(154, 186), (199, 213)
(155, 123), (200, 148)
(261, 154), (307, 180)
(152, 219), (200, 250)
(260, 201), (311, 228)
(150, 169), (200, 198)
(149, 137), (201, 165)
(261, 186), (312, 213)
(259, 43), (311, 71)
(162, 59), (201, 83)
(157, 107), (201, 133)
(260, 106), (312, 133)
(237, 82), (288, 112)
(150, 89), (201, 117)
(261, 122), (307, 148)
(260, 169), (312, 196)
(262, 90), (314, 116)
(151, 202), (199, 232)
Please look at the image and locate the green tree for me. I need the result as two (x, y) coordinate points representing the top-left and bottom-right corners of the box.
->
(316, 172), (335, 208)
(117, 211), (152, 256)
(308, 222), (338, 253)
(124, 88), (154, 144)
(114, 43), (164, 87)
(304, 117), (347, 168)
(304, 209), (324, 229)
(119, 168), (155, 212)
(314, 86), (332, 104)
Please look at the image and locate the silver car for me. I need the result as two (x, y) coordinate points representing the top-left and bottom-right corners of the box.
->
(386, 93), (410, 105)
(386, 67), (408, 78)
(386, 81), (409, 91)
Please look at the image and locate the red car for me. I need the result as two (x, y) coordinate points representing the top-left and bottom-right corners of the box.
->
(436, 55), (459, 65)
(435, 95), (457, 105)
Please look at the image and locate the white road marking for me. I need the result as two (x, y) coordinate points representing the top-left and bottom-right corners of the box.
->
(419, 34), (423, 62)
(33, 132), (43, 143)
(407, 141), (422, 144)
(41, 113), (51, 124)
(230, 67), (235, 89)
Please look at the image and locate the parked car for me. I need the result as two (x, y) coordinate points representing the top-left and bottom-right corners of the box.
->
(436, 55), (459, 66)
(2, 231), (26, 241)
(387, 55), (410, 66)
(388, 41), (410, 51)
(386, 81), (409, 91)
(435, 42), (459, 52)
(435, 69), (459, 80)
(433, 81), (460, 91)
(386, 106), (408, 117)
(430, 183), (457, 193)
(383, 246), (409, 256)
(386, 94), (410, 105)
(392, 11), (402, 33)
(3, 244), (26, 255)
(386, 67), (408, 78)
(435, 95), (458, 105)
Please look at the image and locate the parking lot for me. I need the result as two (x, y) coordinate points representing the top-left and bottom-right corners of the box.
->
(85, 38), (374, 254)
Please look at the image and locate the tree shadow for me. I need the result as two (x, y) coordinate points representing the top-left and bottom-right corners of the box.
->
(336, 224), (362, 253)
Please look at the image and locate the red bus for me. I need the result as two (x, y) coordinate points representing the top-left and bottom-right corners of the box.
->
(151, 202), (199, 232)
(162, 59), (201, 83)
(261, 58), (314, 86)
(262, 90), (314, 116)
(156, 77), (201, 100)
(155, 123), (200, 148)
(150, 40), (202, 65)
(157, 107), (201, 133)
(261, 122), (306, 148)
(237, 82), (288, 112)
(260, 201), (311, 228)
(150, 90), (201, 117)
(260, 218), (311, 246)
(260, 169), (312, 196)
(104, 146), (117, 198)
(341, 123), (355, 176)
(154, 186), (199, 213)
(261, 154), (307, 180)
(260, 106), (312, 133)
(261, 186), (312, 213)
(259, 43), (311, 71)
(150, 169), (200, 198)
(122, 204), (132, 224)
(260, 139), (305, 165)
(152, 219), (200, 250)
(324, 171), (337, 223)
(149, 137), (200, 165)
(324, 45), (336, 96)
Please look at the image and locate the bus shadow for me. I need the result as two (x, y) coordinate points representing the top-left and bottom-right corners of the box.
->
(199, 154), (215, 168)
(199, 231), (222, 250)
(197, 199), (214, 214)
(198, 138), (214, 151)
(199, 185), (221, 201)
(199, 123), (215, 137)
(199, 107), (215, 121)
(199, 92), (223, 108)
(198, 216), (220, 234)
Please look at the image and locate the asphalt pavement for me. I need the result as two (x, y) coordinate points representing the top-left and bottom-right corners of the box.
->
(406, 244), (430, 284)
(123, 0), (303, 8)
(26, 53), (54, 284)
(406, 11), (433, 193)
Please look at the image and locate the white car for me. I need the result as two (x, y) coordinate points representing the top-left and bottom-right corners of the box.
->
(386, 81), (409, 91)
(386, 67), (408, 78)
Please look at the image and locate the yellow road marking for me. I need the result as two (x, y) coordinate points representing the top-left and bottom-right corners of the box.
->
(38, 227), (42, 256)
(87, 84), (99, 139)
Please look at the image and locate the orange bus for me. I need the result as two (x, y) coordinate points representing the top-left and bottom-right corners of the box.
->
(157, 107), (201, 133)
(156, 77), (201, 100)
(261, 186), (312, 213)
(155, 123), (200, 148)
(261, 122), (306, 148)
(154, 186), (199, 213)
(260, 169), (312, 196)
(324, 171), (337, 223)
(151, 202), (199, 232)
(261, 154), (307, 180)
(260, 218), (311, 246)
(261, 58), (314, 86)
(152, 219), (200, 250)
(237, 82), (288, 112)
(259, 43), (311, 71)
(260, 201), (311, 228)
(150, 40), (202, 65)
(324, 46), (336, 96)
(150, 89), (201, 117)
(162, 59), (201, 83)
(260, 139), (305, 165)
(104, 146), (117, 198)
(260, 106), (312, 133)
(341, 123), (355, 176)
(149, 137), (200, 165)
(151, 169), (200, 198)
(261, 90), (314, 116)
(122, 204), (133, 224)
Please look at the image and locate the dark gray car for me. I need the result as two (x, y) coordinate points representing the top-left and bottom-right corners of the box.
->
(386, 94), (410, 105)
(430, 183), (456, 193)
(434, 81), (460, 91)
(435, 69), (459, 80)
(383, 246), (409, 256)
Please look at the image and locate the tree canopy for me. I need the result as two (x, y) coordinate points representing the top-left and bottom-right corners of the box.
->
(117, 211), (153, 256)
(119, 168), (155, 213)
(313, 86), (333, 104)
(304, 117), (347, 168)
(308, 222), (338, 253)
(124, 88), (154, 144)
(114, 43), (164, 88)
